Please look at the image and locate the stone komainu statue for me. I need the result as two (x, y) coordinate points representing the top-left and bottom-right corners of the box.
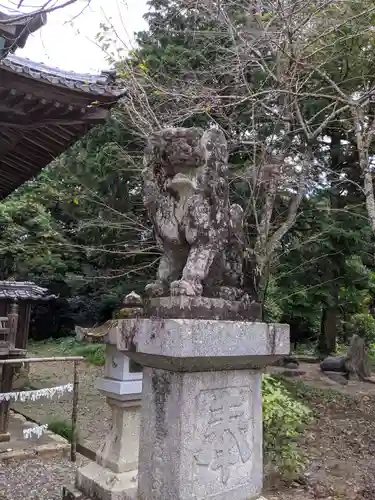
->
(143, 127), (245, 300)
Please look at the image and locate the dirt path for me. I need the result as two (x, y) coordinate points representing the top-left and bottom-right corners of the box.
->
(265, 374), (375, 499)
(268, 361), (375, 397)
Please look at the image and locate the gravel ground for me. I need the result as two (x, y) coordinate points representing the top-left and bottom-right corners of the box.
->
(5, 346), (375, 500)
(11, 346), (110, 451)
(0, 456), (87, 500)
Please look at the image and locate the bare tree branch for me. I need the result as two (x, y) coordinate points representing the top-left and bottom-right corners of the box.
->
(0, 0), (87, 24)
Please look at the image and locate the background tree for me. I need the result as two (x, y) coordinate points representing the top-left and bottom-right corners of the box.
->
(2, 0), (375, 355)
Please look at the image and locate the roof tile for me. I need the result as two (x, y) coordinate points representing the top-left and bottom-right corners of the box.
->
(0, 54), (123, 97)
(0, 281), (56, 301)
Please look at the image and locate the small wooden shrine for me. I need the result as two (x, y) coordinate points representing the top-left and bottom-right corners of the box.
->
(0, 281), (56, 441)
(0, 281), (56, 350)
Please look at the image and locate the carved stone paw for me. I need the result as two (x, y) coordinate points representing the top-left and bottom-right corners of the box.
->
(145, 281), (165, 297)
(170, 279), (202, 296)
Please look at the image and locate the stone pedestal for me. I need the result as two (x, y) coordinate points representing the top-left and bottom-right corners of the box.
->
(106, 316), (289, 500)
(139, 367), (263, 500)
(66, 308), (289, 500)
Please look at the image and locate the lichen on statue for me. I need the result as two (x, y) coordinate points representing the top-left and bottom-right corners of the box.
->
(143, 127), (245, 300)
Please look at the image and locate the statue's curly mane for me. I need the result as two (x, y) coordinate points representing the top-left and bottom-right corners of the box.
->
(144, 127), (228, 201)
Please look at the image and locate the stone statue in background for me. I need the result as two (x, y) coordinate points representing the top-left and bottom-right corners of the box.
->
(143, 127), (245, 300)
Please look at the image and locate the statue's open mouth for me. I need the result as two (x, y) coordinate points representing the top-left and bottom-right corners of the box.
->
(169, 173), (196, 191)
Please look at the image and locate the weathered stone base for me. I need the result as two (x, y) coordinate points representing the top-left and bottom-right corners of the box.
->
(145, 296), (261, 321)
(62, 485), (90, 500)
(138, 367), (263, 500)
(95, 397), (140, 474)
(76, 462), (137, 500)
(102, 318), (289, 500)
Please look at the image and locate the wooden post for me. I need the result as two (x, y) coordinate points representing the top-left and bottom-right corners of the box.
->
(71, 360), (79, 462)
(7, 302), (19, 349)
(17, 302), (31, 350)
(0, 300), (20, 442)
(0, 362), (14, 441)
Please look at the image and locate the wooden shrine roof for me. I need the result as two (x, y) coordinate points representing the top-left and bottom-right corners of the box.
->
(0, 281), (56, 301)
(0, 54), (123, 199)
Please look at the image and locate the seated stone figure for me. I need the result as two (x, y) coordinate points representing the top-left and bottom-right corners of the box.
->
(142, 127), (245, 300)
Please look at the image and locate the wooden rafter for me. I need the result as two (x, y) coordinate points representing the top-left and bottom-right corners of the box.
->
(0, 54), (123, 199)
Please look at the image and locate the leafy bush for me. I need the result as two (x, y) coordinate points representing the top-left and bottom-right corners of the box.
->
(78, 344), (106, 366)
(60, 339), (106, 366)
(345, 313), (375, 344)
(48, 418), (76, 442)
(263, 375), (312, 477)
(368, 343), (375, 363)
(263, 276), (283, 322)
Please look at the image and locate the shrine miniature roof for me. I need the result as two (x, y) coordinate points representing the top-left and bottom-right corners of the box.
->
(0, 54), (123, 199)
(0, 281), (56, 301)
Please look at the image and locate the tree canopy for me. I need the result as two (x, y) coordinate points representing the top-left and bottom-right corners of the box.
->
(2, 0), (375, 354)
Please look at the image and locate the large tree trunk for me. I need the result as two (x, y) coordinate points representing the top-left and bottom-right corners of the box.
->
(345, 335), (372, 380)
(318, 306), (338, 356)
(320, 335), (374, 382)
(352, 109), (375, 234)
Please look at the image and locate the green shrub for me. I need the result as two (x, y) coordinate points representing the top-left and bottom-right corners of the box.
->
(77, 344), (106, 366)
(335, 342), (348, 356)
(368, 343), (375, 363)
(262, 375), (312, 477)
(345, 313), (375, 344)
(263, 276), (283, 322)
(59, 339), (106, 366)
(48, 418), (76, 442)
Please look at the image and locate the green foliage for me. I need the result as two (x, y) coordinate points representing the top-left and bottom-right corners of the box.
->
(262, 375), (313, 477)
(59, 338), (106, 366)
(48, 418), (75, 442)
(0, 117), (152, 336)
(263, 276), (283, 323)
(0, 197), (66, 280)
(345, 313), (375, 345)
(30, 338), (106, 366)
(2, 0), (375, 351)
(368, 343), (375, 363)
(292, 343), (317, 357)
(273, 193), (375, 351)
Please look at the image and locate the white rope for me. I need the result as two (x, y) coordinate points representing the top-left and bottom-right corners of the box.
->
(23, 424), (48, 440)
(0, 383), (73, 403)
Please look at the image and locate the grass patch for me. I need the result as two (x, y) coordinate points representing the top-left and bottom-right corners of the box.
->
(29, 337), (106, 366)
(48, 418), (76, 442)
(60, 339), (105, 366)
